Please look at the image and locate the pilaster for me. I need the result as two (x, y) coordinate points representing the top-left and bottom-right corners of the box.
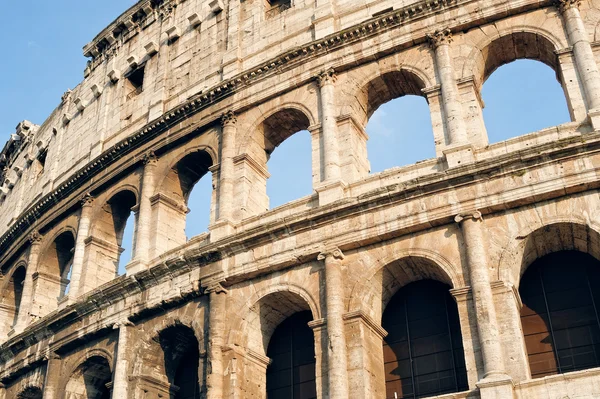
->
(318, 247), (349, 399)
(206, 282), (228, 399)
(67, 194), (94, 301)
(14, 231), (42, 333)
(455, 211), (514, 398)
(428, 29), (472, 167)
(554, 0), (600, 129)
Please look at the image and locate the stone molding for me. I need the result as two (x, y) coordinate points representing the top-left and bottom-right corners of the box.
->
(232, 153), (270, 180)
(84, 235), (121, 253)
(149, 193), (188, 214)
(343, 310), (388, 339)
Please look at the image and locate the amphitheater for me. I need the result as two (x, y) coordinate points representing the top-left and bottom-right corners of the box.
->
(4, 0), (600, 398)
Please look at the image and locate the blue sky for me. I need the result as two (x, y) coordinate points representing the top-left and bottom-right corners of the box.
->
(0, 2), (571, 273)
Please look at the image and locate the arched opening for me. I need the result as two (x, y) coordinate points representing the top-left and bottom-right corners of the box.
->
(154, 150), (213, 255)
(241, 290), (318, 398)
(0, 266), (26, 336)
(17, 386), (43, 399)
(87, 189), (137, 286)
(158, 325), (201, 398)
(382, 280), (467, 399)
(266, 310), (316, 399)
(519, 250), (600, 378)
(106, 190), (137, 273)
(11, 267), (26, 324)
(479, 33), (570, 143)
(64, 355), (112, 399)
(174, 151), (213, 239)
(360, 70), (435, 172)
(262, 109), (312, 209)
(38, 231), (75, 307)
(117, 212), (135, 276)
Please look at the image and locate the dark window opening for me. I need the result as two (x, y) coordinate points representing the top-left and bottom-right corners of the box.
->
(35, 148), (47, 176)
(266, 0), (291, 16)
(125, 66), (145, 99)
(159, 326), (201, 399)
(520, 250), (600, 379)
(10, 266), (26, 327)
(266, 311), (316, 399)
(382, 280), (468, 399)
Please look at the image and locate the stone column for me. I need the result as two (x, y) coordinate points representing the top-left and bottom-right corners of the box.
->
(42, 352), (62, 399)
(456, 212), (514, 398)
(206, 283), (228, 399)
(14, 231), (42, 333)
(128, 151), (157, 275)
(456, 212), (506, 378)
(318, 248), (349, 399)
(111, 320), (134, 398)
(316, 69), (345, 205)
(218, 112), (237, 224)
(428, 29), (472, 167)
(317, 69), (342, 183)
(67, 194), (94, 301)
(211, 112), (237, 240)
(556, 0), (600, 127)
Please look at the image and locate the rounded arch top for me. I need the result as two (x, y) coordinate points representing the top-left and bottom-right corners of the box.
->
(463, 28), (565, 86)
(341, 63), (433, 128)
(231, 283), (320, 357)
(348, 249), (462, 323)
(497, 219), (600, 288)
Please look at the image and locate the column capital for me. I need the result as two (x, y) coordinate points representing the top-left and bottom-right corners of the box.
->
(427, 28), (453, 49)
(205, 281), (228, 295)
(553, 0), (580, 13)
(143, 150), (158, 166)
(113, 320), (134, 329)
(80, 193), (94, 207)
(28, 230), (42, 244)
(43, 351), (61, 361)
(454, 210), (483, 224)
(315, 68), (337, 87)
(221, 111), (237, 127)
(317, 247), (344, 261)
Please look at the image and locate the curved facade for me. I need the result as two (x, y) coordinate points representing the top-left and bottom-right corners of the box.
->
(1, 0), (600, 398)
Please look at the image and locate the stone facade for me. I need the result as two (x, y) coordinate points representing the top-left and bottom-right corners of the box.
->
(1, 0), (600, 398)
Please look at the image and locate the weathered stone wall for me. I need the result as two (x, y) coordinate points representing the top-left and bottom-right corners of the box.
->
(2, 0), (600, 398)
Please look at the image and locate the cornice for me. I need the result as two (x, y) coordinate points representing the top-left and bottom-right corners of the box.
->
(0, 0), (557, 270)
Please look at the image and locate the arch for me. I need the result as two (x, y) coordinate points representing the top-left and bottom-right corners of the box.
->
(464, 29), (564, 87)
(266, 310), (316, 399)
(64, 355), (112, 399)
(154, 147), (215, 245)
(37, 230), (76, 304)
(497, 220), (600, 287)
(237, 105), (314, 214)
(135, 320), (203, 398)
(17, 386), (43, 399)
(245, 102), (317, 145)
(233, 284), (319, 357)
(519, 250), (600, 378)
(348, 249), (462, 322)
(349, 67), (430, 128)
(382, 280), (468, 399)
(85, 188), (138, 286)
